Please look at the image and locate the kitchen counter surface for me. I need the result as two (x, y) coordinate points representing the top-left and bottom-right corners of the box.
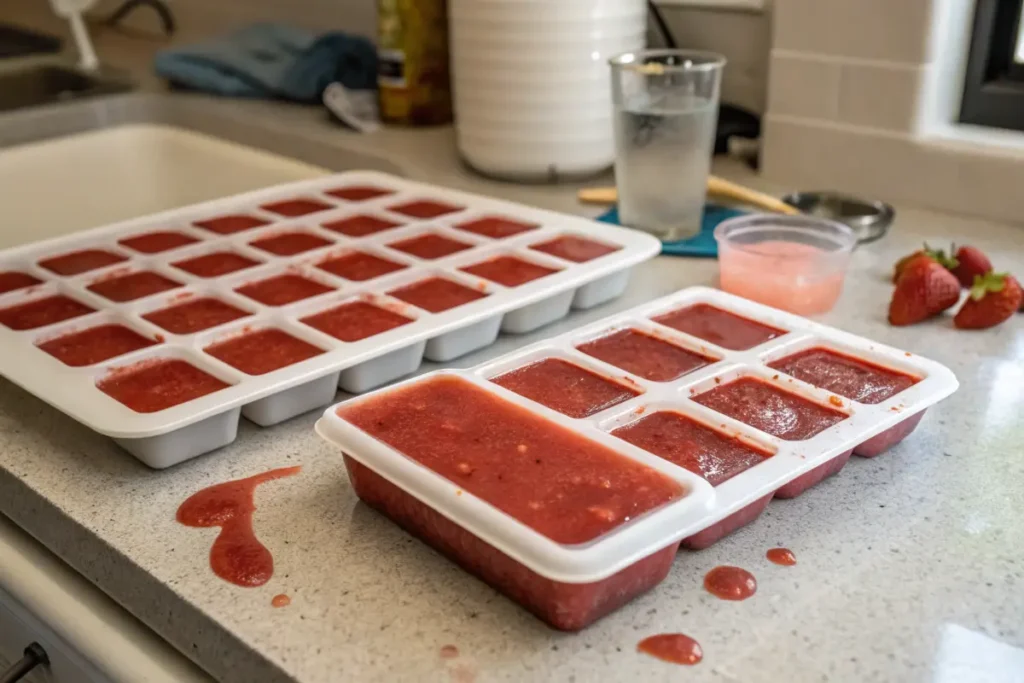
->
(2, 6), (1024, 683)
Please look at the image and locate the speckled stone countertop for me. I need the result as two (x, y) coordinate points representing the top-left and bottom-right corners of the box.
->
(1, 9), (1024, 681)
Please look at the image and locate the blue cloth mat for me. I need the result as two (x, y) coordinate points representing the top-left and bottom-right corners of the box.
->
(597, 203), (746, 257)
(154, 24), (377, 102)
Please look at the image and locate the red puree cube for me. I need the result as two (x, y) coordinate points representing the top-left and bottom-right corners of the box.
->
(491, 358), (639, 419)
(769, 347), (919, 405)
(681, 494), (775, 550)
(325, 185), (394, 202)
(235, 273), (334, 307)
(530, 235), (620, 263)
(0, 295), (94, 330)
(653, 303), (785, 351)
(317, 251), (407, 281)
(0, 271), (42, 295)
(388, 233), (472, 260)
(172, 251), (261, 278)
(612, 411), (770, 487)
(455, 216), (538, 239)
(98, 358), (228, 413)
(388, 277), (487, 313)
(459, 256), (559, 287)
(346, 458), (680, 630)
(249, 231), (334, 257)
(774, 449), (854, 499)
(855, 410), (927, 458)
(577, 329), (713, 382)
(193, 215), (268, 235)
(612, 411), (772, 549)
(205, 328), (323, 375)
(388, 199), (462, 219)
(322, 215), (402, 237)
(261, 197), (333, 217)
(38, 324), (158, 367)
(301, 300), (412, 342)
(143, 298), (250, 334)
(87, 271), (182, 303)
(38, 249), (127, 276)
(694, 377), (847, 441)
(118, 231), (199, 254)
(337, 375), (685, 630)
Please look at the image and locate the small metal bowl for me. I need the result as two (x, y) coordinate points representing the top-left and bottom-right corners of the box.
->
(781, 191), (895, 245)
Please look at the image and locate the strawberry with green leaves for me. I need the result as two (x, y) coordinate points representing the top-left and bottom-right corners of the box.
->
(888, 258), (961, 326)
(954, 273), (1022, 329)
(950, 245), (993, 289)
(892, 244), (957, 283)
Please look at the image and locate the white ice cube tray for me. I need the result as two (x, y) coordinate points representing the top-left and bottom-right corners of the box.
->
(317, 286), (959, 582)
(0, 171), (659, 468)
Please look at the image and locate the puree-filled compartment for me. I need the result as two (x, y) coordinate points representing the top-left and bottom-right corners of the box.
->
(612, 411), (771, 486)
(317, 251), (407, 281)
(249, 231), (334, 257)
(301, 300), (413, 342)
(0, 295), (94, 330)
(530, 235), (620, 263)
(694, 376), (847, 441)
(260, 197), (333, 217)
(235, 273), (334, 307)
(172, 251), (261, 278)
(38, 324), (158, 367)
(0, 271), (42, 295)
(118, 231), (199, 254)
(653, 303), (785, 351)
(459, 255), (560, 287)
(143, 297), (251, 335)
(454, 216), (538, 239)
(577, 328), (715, 382)
(98, 358), (229, 413)
(193, 214), (268, 235)
(491, 358), (640, 419)
(387, 277), (487, 313)
(388, 233), (473, 260)
(338, 374), (684, 545)
(768, 347), (919, 405)
(205, 328), (323, 375)
(321, 214), (403, 238)
(38, 248), (128, 276)
(388, 199), (463, 219)
(87, 271), (182, 303)
(325, 185), (395, 202)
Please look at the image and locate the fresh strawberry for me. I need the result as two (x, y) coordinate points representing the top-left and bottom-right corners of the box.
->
(950, 245), (992, 288)
(953, 273), (1022, 329)
(888, 259), (961, 326)
(892, 244), (956, 283)
(893, 251), (930, 283)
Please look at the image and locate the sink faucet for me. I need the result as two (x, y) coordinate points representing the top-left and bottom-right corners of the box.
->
(47, 0), (100, 71)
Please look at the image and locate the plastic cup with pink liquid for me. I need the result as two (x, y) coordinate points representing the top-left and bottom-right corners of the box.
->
(713, 214), (857, 315)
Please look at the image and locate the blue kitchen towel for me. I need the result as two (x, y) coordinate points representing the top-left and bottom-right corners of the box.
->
(597, 204), (746, 257)
(154, 24), (377, 102)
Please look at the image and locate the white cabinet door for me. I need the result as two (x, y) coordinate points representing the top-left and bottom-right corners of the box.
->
(0, 514), (211, 683)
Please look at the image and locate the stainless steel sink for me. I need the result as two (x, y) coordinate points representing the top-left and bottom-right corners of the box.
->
(0, 64), (132, 113)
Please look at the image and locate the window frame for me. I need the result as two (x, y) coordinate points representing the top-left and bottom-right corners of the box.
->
(959, 0), (1024, 131)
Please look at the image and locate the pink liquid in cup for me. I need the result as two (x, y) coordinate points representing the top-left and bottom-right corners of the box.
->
(714, 216), (855, 316)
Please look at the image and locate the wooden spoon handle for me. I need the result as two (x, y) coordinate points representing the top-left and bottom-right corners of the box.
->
(705, 176), (800, 215)
(578, 176), (800, 216)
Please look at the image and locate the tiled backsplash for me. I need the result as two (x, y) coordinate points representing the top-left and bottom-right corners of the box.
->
(763, 0), (1024, 224)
